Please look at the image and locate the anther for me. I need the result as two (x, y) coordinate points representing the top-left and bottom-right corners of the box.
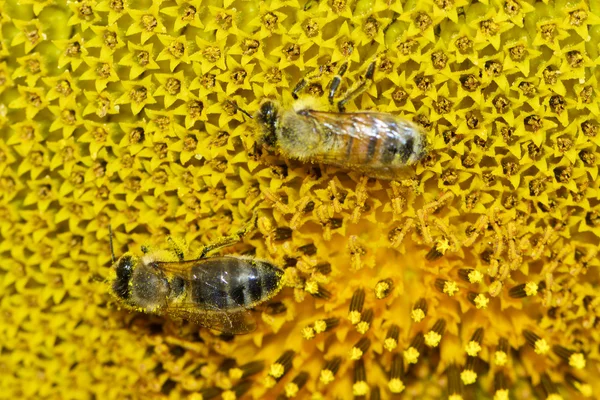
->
(424, 318), (445, 347)
(320, 357), (341, 385)
(284, 371), (309, 398)
(348, 288), (365, 324)
(356, 308), (373, 334)
(374, 278), (393, 299)
(352, 360), (369, 397)
(384, 324), (400, 351)
(388, 353), (405, 393)
(523, 330), (549, 354)
(350, 337), (371, 360)
(411, 298), (427, 322)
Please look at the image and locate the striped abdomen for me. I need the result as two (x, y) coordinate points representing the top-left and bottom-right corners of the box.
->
(187, 257), (283, 312)
(298, 110), (427, 179)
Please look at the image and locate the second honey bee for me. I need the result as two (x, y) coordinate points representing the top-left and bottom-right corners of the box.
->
(107, 217), (284, 334)
(252, 60), (430, 180)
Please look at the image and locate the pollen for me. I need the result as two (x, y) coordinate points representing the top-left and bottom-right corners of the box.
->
(465, 341), (482, 357)
(388, 378), (405, 393)
(404, 347), (420, 364)
(460, 370), (477, 385)
(467, 270), (484, 284)
(494, 351), (508, 366)
(412, 307), (425, 323)
(301, 326), (315, 340)
(424, 331), (442, 347)
(269, 363), (285, 379)
(473, 294), (489, 309)
(352, 381), (369, 396)
(524, 282), (538, 296)
(3, 0), (600, 398)
(569, 353), (586, 369)
(383, 338), (398, 352)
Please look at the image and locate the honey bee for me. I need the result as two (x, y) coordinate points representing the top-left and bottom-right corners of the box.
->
(107, 217), (284, 334)
(250, 60), (430, 180)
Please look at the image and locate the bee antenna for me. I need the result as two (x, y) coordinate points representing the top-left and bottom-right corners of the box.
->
(108, 224), (116, 264)
(229, 100), (253, 120)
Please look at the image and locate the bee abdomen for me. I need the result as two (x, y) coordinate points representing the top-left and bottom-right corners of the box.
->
(190, 258), (282, 311)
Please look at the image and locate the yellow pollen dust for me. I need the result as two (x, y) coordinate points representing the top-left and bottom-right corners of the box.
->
(269, 363), (285, 378)
(356, 321), (370, 334)
(375, 281), (391, 299)
(264, 376), (277, 388)
(494, 389), (509, 400)
(474, 294), (489, 309)
(388, 378), (405, 393)
(569, 353), (586, 369)
(460, 369), (477, 385)
(313, 320), (327, 334)
(444, 281), (459, 296)
(384, 338), (398, 352)
(449, 395), (464, 400)
(305, 280), (319, 294)
(404, 347), (420, 364)
(411, 308), (425, 322)
(285, 382), (299, 398)
(468, 270), (484, 283)
(436, 238), (451, 254)
(352, 381), (369, 396)
(302, 326), (315, 340)
(222, 391), (236, 400)
(534, 339), (550, 355)
(424, 331), (442, 347)
(465, 341), (482, 357)
(228, 368), (243, 380)
(525, 282), (538, 296)
(349, 347), (363, 360)
(574, 382), (593, 397)
(546, 394), (564, 400)
(319, 370), (335, 385)
(348, 311), (362, 325)
(494, 351), (508, 366)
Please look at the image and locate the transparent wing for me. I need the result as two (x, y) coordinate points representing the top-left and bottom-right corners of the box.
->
(304, 110), (414, 142)
(165, 303), (257, 335)
(301, 110), (420, 179)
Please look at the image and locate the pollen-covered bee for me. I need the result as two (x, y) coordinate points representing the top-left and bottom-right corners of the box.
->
(251, 60), (429, 180)
(107, 217), (284, 334)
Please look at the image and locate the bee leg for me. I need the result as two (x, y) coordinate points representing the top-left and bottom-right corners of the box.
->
(292, 79), (308, 100)
(337, 61), (376, 112)
(328, 62), (348, 105)
(167, 237), (186, 261)
(198, 212), (259, 259)
(293, 65), (326, 99)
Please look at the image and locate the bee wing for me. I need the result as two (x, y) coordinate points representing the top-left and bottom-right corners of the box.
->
(304, 110), (410, 141)
(165, 304), (257, 335)
(153, 259), (202, 275)
(302, 110), (422, 179)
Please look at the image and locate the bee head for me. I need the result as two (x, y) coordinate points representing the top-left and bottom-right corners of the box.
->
(111, 254), (137, 301)
(255, 100), (279, 147)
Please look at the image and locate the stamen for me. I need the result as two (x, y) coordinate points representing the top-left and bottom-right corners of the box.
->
(388, 353), (405, 393)
(424, 318), (445, 347)
(352, 360), (369, 396)
(374, 278), (394, 299)
(348, 288), (365, 324)
(320, 357), (341, 385)
(356, 308), (373, 334)
(411, 298), (427, 322)
(350, 337), (371, 360)
(384, 324), (400, 351)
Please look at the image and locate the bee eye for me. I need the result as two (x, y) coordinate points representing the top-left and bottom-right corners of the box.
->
(113, 255), (134, 300)
(116, 255), (133, 278)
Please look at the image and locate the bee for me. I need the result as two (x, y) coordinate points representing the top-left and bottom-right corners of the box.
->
(107, 217), (284, 334)
(249, 60), (430, 180)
